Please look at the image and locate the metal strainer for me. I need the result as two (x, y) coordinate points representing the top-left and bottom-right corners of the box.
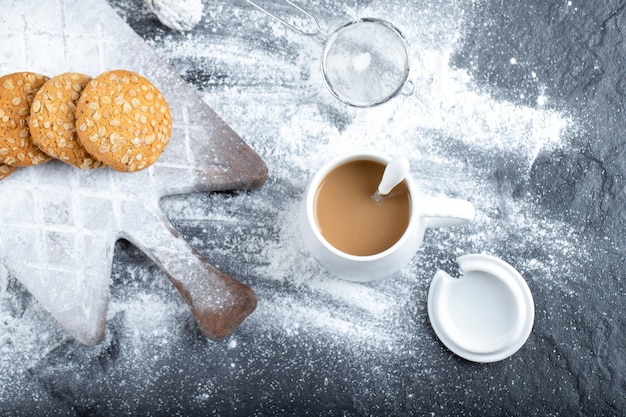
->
(244, 0), (410, 107)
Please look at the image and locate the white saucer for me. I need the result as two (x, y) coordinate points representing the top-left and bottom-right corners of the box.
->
(427, 254), (534, 363)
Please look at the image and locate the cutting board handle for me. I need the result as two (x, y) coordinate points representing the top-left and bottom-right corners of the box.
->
(125, 208), (257, 340)
(160, 244), (257, 340)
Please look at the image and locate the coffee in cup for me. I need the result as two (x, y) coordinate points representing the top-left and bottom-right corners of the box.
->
(314, 159), (410, 256)
(300, 151), (475, 281)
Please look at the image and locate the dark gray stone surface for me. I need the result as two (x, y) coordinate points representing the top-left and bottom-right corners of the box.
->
(1, 0), (624, 415)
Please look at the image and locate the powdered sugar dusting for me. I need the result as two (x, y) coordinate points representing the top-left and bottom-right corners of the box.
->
(153, 0), (589, 352)
(163, 0), (583, 342)
(0, 0), (609, 413)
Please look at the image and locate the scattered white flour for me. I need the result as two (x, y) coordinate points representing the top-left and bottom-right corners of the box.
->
(0, 0), (602, 411)
(144, 0), (203, 31)
(167, 0), (585, 353)
(351, 52), (372, 72)
(0, 265), (67, 400)
(142, 2), (590, 360)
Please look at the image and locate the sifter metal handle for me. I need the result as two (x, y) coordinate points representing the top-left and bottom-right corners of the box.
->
(243, 0), (327, 39)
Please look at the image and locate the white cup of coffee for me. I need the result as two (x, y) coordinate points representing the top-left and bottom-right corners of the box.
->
(299, 151), (475, 282)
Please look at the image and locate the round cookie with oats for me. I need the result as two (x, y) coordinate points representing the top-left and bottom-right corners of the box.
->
(29, 72), (103, 169)
(0, 72), (51, 167)
(75, 70), (172, 172)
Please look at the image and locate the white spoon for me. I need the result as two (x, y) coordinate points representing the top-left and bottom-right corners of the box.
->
(372, 156), (410, 202)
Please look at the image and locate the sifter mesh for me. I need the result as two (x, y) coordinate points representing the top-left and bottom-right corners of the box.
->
(322, 18), (410, 107)
(244, 1), (410, 107)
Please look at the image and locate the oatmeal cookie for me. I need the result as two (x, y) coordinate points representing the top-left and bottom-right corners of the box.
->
(29, 72), (103, 169)
(0, 72), (51, 167)
(75, 70), (172, 172)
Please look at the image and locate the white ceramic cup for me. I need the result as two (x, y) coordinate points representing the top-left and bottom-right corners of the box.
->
(299, 151), (476, 282)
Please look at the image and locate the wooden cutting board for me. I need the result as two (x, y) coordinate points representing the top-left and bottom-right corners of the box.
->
(0, 0), (268, 345)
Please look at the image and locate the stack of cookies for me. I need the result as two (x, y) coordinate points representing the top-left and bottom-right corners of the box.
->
(0, 70), (172, 180)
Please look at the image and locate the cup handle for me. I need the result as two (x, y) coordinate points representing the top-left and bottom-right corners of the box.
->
(420, 197), (475, 228)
